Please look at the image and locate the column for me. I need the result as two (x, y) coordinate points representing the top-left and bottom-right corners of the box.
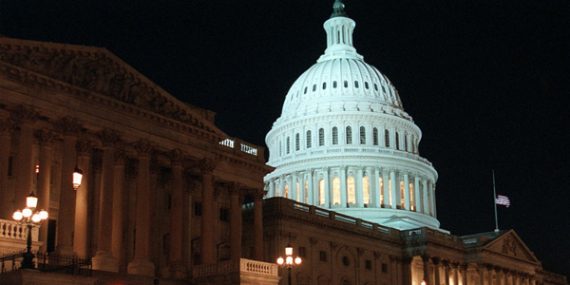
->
(422, 256), (431, 285)
(401, 257), (412, 285)
(290, 174), (297, 201)
(0, 120), (13, 218)
(431, 183), (437, 217)
(307, 170), (314, 204)
(355, 168), (363, 207)
(340, 167), (347, 207)
(166, 149), (186, 278)
(382, 170), (390, 207)
(93, 130), (119, 272)
(13, 108), (37, 213)
(74, 139), (92, 259)
(433, 259), (441, 285)
(35, 130), (55, 252)
(373, 168), (380, 208)
(324, 168), (330, 207)
(444, 262), (450, 285)
(111, 149), (127, 270)
(199, 158), (216, 265)
(55, 117), (80, 256)
(423, 179), (430, 214)
(404, 173), (410, 210)
(390, 171), (398, 209)
(229, 184), (242, 261)
(299, 174), (305, 203)
(127, 140), (155, 276)
(414, 176), (421, 212)
(254, 190), (264, 260)
(453, 264), (459, 285)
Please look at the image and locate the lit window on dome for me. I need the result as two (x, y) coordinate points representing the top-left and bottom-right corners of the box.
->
(347, 176), (355, 206)
(332, 177), (341, 206)
(332, 127), (338, 145)
(333, 81), (338, 88)
(365, 82), (369, 89)
(373, 128), (379, 145)
(318, 179), (326, 206)
(400, 181), (405, 208)
(346, 126), (352, 144)
(354, 81), (359, 88)
(363, 176), (370, 206)
(322, 82), (327, 90)
(344, 81), (348, 88)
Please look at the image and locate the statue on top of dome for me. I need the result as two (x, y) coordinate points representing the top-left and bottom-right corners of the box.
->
(331, 0), (347, 18)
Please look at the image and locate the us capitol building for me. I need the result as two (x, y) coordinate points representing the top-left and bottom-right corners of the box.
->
(0, 1), (567, 285)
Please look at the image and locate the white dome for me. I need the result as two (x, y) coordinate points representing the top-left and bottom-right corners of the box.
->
(264, 1), (439, 231)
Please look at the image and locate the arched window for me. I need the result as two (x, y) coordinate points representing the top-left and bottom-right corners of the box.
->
(322, 82), (327, 90)
(295, 133), (300, 151)
(347, 176), (356, 206)
(385, 129), (390, 147)
(395, 132), (400, 150)
(359, 126), (366, 144)
(318, 179), (326, 206)
(399, 181), (405, 208)
(388, 178), (393, 207)
(332, 177), (341, 206)
(362, 175), (370, 207)
(344, 80), (348, 88)
(354, 81), (359, 88)
(332, 127), (338, 145)
(306, 130), (312, 148)
(333, 81), (338, 88)
(318, 128), (325, 146)
(346, 126), (352, 144)
(365, 82), (369, 89)
(404, 134), (408, 152)
(286, 137), (290, 154)
(373, 128), (379, 145)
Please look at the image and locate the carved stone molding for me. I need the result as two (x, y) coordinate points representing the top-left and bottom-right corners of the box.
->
(114, 148), (127, 164)
(0, 119), (15, 135)
(169, 149), (184, 166)
(35, 130), (57, 146)
(198, 158), (216, 174)
(133, 139), (153, 156)
(98, 129), (120, 147)
(55, 116), (82, 135)
(10, 105), (38, 124)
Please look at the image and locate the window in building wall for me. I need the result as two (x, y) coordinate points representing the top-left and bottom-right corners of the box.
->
(304, 87), (307, 94)
(365, 82), (369, 89)
(342, 256), (350, 266)
(319, 251), (328, 262)
(306, 130), (312, 148)
(304, 181), (309, 203)
(404, 134), (408, 152)
(332, 127), (338, 145)
(344, 80), (348, 88)
(385, 130), (390, 147)
(194, 202), (202, 216)
(286, 137), (290, 154)
(318, 179), (326, 206)
(363, 175), (370, 207)
(319, 128), (325, 146)
(388, 179), (393, 206)
(295, 133), (300, 151)
(409, 183), (415, 211)
(333, 81), (338, 88)
(360, 126), (366, 144)
(322, 82), (327, 90)
(373, 128), (378, 145)
(346, 126), (352, 144)
(347, 176), (355, 206)
(312, 84), (316, 92)
(400, 181), (405, 208)
(354, 81), (359, 88)
(296, 182), (301, 202)
(395, 132), (400, 150)
(284, 184), (289, 199)
(332, 177), (341, 206)
(379, 177), (384, 206)
(365, 259), (372, 270)
(382, 263), (388, 273)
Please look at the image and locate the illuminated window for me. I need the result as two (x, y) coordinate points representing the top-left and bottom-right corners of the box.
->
(295, 133), (300, 151)
(385, 129), (390, 147)
(319, 128), (325, 146)
(395, 132), (400, 150)
(399, 181), (405, 208)
(286, 137), (290, 154)
(379, 177), (384, 205)
(388, 179), (393, 206)
(363, 175), (370, 207)
(318, 179), (326, 206)
(346, 126), (352, 144)
(332, 127), (338, 145)
(306, 130), (312, 148)
(373, 128), (378, 145)
(360, 126), (366, 144)
(284, 184), (289, 198)
(296, 182), (301, 202)
(347, 176), (355, 206)
(304, 180), (309, 203)
(332, 177), (341, 206)
(409, 183), (415, 211)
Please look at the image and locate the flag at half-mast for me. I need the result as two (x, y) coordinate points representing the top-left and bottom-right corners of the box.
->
(496, 195), (510, 208)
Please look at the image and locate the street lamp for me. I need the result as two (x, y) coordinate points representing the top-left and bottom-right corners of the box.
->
(276, 243), (302, 285)
(12, 192), (48, 269)
(72, 165), (83, 191)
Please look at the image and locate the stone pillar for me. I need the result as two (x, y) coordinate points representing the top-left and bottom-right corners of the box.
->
(0, 120), (13, 218)
(324, 168), (330, 207)
(307, 170), (314, 204)
(382, 170), (390, 207)
(55, 117), (80, 256)
(299, 174), (305, 203)
(432, 183), (437, 217)
(390, 171), (398, 209)
(127, 140), (155, 276)
(93, 130), (119, 272)
(340, 166), (347, 207)
(254, 190), (264, 260)
(165, 149), (186, 278)
(453, 264), (459, 285)
(423, 179), (430, 214)
(402, 257), (412, 285)
(199, 158), (216, 265)
(73, 139), (92, 258)
(422, 256), (431, 285)
(414, 176), (421, 212)
(35, 130), (55, 252)
(111, 148), (126, 269)
(13, 108), (37, 212)
(404, 173), (410, 210)
(433, 259), (441, 285)
(355, 168), (363, 207)
(444, 262), (450, 285)
(373, 168), (380, 208)
(229, 184), (242, 261)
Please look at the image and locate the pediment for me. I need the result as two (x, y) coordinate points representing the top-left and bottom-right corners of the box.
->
(0, 37), (224, 137)
(483, 230), (539, 264)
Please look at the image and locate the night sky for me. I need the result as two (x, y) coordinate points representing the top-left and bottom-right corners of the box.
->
(1, 0), (569, 277)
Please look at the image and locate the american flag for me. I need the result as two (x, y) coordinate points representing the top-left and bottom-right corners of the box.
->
(496, 195), (510, 208)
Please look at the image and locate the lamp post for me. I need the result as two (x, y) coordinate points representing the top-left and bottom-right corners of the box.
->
(276, 243), (302, 285)
(12, 192), (48, 269)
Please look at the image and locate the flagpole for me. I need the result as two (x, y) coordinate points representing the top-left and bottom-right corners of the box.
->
(492, 170), (499, 232)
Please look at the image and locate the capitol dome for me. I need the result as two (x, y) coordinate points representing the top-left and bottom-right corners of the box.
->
(264, 0), (439, 230)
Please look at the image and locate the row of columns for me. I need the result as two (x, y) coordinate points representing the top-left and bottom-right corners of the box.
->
(419, 257), (537, 285)
(267, 167), (436, 217)
(0, 109), (265, 279)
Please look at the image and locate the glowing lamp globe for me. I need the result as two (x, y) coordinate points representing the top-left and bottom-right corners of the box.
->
(295, 257), (302, 265)
(22, 208), (32, 218)
(12, 210), (23, 221)
(39, 210), (49, 220)
(26, 193), (38, 209)
(276, 257), (284, 265)
(73, 166), (83, 190)
(31, 214), (41, 223)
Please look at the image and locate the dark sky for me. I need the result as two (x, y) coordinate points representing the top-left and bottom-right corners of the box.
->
(1, 0), (569, 277)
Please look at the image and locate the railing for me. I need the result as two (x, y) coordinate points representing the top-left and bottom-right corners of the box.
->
(0, 219), (28, 241)
(0, 251), (91, 276)
(0, 250), (25, 273)
(240, 258), (278, 276)
(219, 138), (261, 157)
(193, 258), (277, 278)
